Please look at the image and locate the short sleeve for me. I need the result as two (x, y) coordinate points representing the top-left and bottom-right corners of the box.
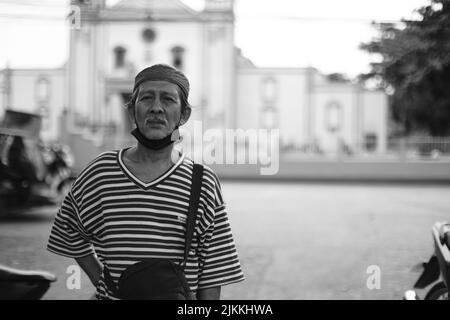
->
(47, 192), (95, 258)
(197, 177), (245, 290)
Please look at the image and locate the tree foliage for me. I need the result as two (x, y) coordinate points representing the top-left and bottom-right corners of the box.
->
(360, 0), (450, 136)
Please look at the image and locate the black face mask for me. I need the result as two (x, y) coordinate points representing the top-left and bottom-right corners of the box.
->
(131, 125), (180, 151)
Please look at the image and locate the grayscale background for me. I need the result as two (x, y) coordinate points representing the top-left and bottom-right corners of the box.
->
(0, 0), (449, 300)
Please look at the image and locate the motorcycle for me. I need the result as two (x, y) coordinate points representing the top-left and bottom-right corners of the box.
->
(0, 110), (74, 209)
(0, 264), (57, 300)
(0, 134), (74, 209)
(404, 221), (450, 300)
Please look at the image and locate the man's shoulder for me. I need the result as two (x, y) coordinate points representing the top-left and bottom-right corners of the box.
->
(182, 156), (221, 187)
(72, 150), (120, 187)
(91, 149), (119, 162)
(80, 150), (118, 172)
(201, 164), (221, 184)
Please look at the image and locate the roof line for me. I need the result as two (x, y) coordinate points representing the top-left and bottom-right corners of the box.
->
(109, 0), (199, 16)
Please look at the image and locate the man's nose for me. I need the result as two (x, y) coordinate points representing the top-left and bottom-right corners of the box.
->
(149, 97), (163, 113)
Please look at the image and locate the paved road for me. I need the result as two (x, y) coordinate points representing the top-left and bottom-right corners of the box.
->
(1, 182), (449, 300)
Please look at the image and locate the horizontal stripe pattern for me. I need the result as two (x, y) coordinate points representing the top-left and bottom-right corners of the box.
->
(47, 149), (244, 299)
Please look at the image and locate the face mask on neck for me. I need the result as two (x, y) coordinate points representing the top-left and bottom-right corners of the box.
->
(131, 126), (180, 151)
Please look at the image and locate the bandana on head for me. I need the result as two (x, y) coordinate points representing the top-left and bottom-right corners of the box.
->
(131, 64), (189, 151)
(133, 64), (190, 106)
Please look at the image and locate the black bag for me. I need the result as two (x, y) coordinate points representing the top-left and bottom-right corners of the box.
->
(103, 164), (204, 300)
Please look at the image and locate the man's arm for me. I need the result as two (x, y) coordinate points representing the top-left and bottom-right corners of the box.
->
(196, 286), (221, 300)
(75, 254), (103, 287)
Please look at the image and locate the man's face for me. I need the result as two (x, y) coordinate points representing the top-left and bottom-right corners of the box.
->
(131, 80), (184, 140)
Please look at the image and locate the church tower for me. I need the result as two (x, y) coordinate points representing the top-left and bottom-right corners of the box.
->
(67, 0), (106, 126)
(202, 0), (236, 130)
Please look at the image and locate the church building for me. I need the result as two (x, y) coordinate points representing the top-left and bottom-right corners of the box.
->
(0, 0), (388, 157)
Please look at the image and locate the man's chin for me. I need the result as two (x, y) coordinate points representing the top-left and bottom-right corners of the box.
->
(143, 131), (168, 140)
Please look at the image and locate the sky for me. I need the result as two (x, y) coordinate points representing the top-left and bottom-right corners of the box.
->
(0, 0), (432, 77)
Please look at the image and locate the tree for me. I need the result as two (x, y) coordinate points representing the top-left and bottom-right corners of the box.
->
(326, 73), (351, 83)
(360, 0), (450, 136)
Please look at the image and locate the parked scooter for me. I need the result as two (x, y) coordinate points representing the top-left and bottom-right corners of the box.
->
(0, 135), (74, 208)
(0, 264), (56, 300)
(404, 221), (450, 300)
(0, 110), (74, 209)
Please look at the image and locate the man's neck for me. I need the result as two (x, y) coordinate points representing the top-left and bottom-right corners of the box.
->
(131, 143), (178, 166)
(121, 143), (182, 184)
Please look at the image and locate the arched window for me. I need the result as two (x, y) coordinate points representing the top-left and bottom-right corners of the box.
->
(171, 46), (185, 70)
(113, 46), (126, 69)
(259, 77), (278, 129)
(326, 101), (342, 132)
(260, 76), (278, 104)
(35, 77), (50, 103)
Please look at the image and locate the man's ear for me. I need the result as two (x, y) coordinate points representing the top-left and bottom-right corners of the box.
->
(126, 88), (138, 126)
(179, 106), (191, 126)
(127, 105), (136, 126)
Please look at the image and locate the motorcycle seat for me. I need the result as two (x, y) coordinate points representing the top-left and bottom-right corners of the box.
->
(0, 265), (57, 282)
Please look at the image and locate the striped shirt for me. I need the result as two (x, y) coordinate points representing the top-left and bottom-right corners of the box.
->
(47, 148), (244, 299)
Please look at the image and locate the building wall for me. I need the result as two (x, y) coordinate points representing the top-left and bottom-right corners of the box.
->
(361, 90), (388, 153)
(2, 69), (65, 141)
(312, 85), (359, 153)
(236, 68), (308, 147)
(235, 70), (260, 130)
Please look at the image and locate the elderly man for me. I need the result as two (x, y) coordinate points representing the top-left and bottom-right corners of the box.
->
(47, 64), (244, 300)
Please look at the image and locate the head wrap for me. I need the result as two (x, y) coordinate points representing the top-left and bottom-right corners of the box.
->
(132, 64), (190, 108)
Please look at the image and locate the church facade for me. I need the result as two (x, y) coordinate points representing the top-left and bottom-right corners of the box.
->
(0, 0), (388, 155)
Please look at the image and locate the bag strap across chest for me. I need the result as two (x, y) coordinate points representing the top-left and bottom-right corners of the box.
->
(182, 163), (204, 267)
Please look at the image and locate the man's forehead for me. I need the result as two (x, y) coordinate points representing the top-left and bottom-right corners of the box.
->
(138, 80), (180, 95)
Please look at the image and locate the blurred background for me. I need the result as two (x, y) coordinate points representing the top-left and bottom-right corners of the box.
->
(0, 0), (449, 299)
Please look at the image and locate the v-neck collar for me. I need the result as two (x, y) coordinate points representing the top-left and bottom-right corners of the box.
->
(117, 147), (185, 190)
